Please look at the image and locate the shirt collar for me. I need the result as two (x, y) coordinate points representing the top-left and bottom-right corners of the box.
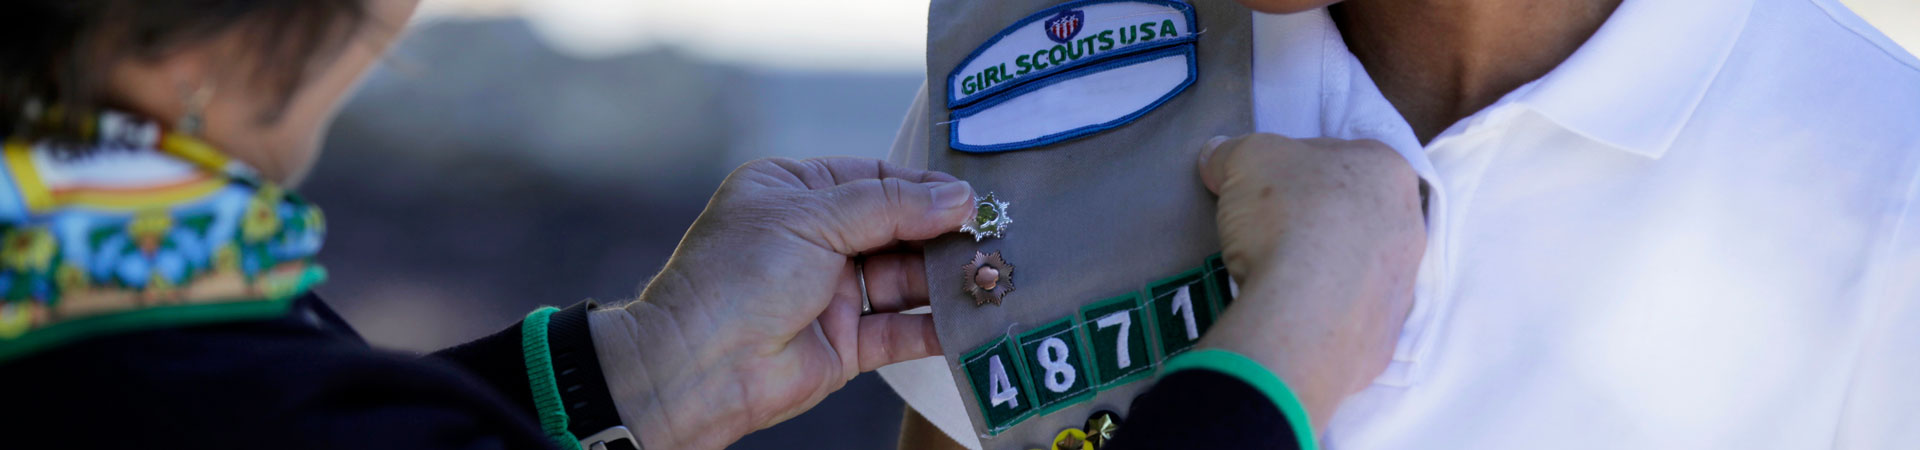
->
(1510, 0), (1756, 159)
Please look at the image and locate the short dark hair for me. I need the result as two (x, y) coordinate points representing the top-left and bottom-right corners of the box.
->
(0, 0), (370, 143)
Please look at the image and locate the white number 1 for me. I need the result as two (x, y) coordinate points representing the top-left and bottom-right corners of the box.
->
(1095, 312), (1133, 369)
(1170, 286), (1199, 340)
(987, 355), (1020, 408)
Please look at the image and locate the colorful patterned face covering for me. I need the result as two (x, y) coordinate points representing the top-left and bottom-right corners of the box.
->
(0, 111), (327, 361)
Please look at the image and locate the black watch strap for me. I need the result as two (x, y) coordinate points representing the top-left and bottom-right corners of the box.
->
(547, 301), (640, 450)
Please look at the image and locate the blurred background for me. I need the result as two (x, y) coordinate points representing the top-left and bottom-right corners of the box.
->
(303, 1), (1918, 448)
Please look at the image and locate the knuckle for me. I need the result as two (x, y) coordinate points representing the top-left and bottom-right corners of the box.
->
(837, 180), (889, 216)
(1211, 134), (1288, 181)
(1225, 134), (1283, 159)
(793, 191), (843, 224)
(734, 157), (798, 181)
(714, 185), (815, 223)
(1336, 139), (1418, 188)
(797, 159), (840, 188)
(920, 320), (941, 355)
(1219, 246), (1253, 274)
(717, 157), (811, 198)
(882, 322), (907, 363)
(1240, 132), (1291, 148)
(879, 178), (909, 209)
(865, 323), (891, 362)
(1347, 138), (1393, 154)
(726, 196), (801, 233)
(731, 157), (780, 175)
(1248, 134), (1316, 167)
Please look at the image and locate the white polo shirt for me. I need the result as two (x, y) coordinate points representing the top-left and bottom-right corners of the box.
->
(881, 0), (1920, 448)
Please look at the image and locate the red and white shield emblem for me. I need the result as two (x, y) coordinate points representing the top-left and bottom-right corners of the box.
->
(1044, 10), (1085, 43)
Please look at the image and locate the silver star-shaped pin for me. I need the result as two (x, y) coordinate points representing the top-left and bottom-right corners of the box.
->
(960, 193), (1011, 241)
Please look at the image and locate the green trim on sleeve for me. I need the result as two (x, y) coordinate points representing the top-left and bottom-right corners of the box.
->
(1159, 349), (1318, 450)
(522, 306), (584, 450)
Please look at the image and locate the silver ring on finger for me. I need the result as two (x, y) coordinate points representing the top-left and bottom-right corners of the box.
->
(857, 257), (874, 315)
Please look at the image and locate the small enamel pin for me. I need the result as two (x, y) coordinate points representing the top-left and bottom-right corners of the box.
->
(962, 250), (1014, 306)
(1052, 428), (1091, 450)
(1083, 411), (1121, 448)
(1043, 411), (1120, 450)
(961, 193), (1012, 241)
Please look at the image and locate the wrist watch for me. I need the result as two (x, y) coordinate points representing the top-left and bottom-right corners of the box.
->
(548, 301), (642, 450)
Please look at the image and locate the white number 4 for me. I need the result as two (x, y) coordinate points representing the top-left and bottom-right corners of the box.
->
(987, 355), (1020, 408)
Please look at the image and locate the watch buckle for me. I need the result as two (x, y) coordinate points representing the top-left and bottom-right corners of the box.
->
(580, 426), (639, 450)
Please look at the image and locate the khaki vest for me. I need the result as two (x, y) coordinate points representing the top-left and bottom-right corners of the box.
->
(921, 1), (1254, 447)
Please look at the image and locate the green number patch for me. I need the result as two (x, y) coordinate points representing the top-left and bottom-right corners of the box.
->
(962, 335), (1035, 431)
(1147, 267), (1217, 358)
(1017, 318), (1095, 411)
(961, 254), (1233, 435)
(1079, 293), (1153, 387)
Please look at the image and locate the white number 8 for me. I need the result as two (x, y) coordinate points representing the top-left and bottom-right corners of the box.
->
(1037, 337), (1077, 392)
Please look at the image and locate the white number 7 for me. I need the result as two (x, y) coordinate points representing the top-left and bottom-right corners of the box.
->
(1095, 312), (1133, 369)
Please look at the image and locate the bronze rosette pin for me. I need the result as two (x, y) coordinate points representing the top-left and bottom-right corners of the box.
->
(960, 193), (1011, 241)
(961, 250), (1014, 306)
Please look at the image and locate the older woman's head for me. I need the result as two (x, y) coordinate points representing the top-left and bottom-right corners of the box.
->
(0, 0), (420, 184)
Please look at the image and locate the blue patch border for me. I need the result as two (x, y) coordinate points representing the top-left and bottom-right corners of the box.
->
(949, 44), (1197, 154)
(946, 0), (1197, 110)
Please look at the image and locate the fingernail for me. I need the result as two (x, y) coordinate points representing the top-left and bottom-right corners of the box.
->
(931, 181), (973, 210)
(1199, 135), (1228, 166)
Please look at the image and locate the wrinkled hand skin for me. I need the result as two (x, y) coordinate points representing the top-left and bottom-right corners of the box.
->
(618, 157), (975, 450)
(1196, 133), (1426, 430)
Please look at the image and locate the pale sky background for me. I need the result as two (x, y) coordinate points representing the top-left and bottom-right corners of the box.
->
(414, 0), (1918, 72)
(414, 0), (930, 71)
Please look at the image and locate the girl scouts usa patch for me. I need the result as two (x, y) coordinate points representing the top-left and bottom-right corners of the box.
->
(946, 0), (1199, 153)
(947, 0), (1196, 108)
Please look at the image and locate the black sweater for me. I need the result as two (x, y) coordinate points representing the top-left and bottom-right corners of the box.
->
(0, 294), (1300, 449)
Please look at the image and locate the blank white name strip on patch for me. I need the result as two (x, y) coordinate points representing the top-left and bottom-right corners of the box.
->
(950, 46), (1195, 152)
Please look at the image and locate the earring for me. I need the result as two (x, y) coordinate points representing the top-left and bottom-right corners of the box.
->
(10, 98), (42, 135)
(20, 98), (44, 123)
(178, 82), (215, 136)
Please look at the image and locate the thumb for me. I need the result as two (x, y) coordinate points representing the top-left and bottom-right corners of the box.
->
(804, 179), (975, 254)
(1197, 135), (1234, 194)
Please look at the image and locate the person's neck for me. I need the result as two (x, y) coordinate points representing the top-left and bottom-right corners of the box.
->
(1331, 0), (1621, 144)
